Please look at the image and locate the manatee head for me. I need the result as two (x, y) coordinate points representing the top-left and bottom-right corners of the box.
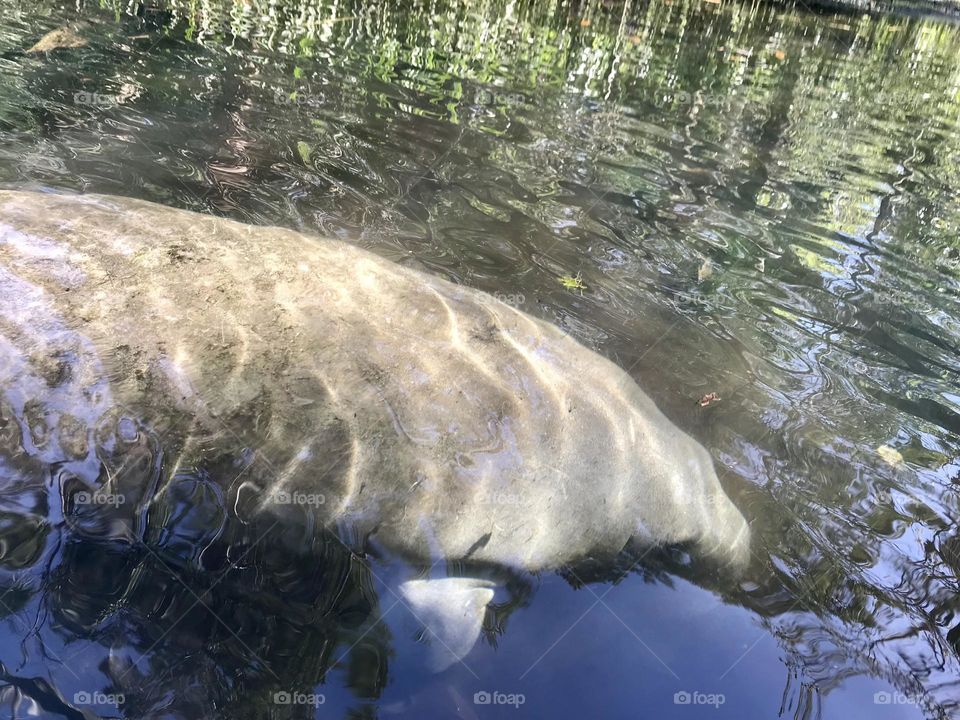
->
(630, 418), (751, 574)
(683, 438), (751, 572)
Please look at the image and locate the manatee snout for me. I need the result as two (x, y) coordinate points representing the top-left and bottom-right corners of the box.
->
(699, 482), (751, 573)
(687, 443), (751, 573)
(632, 432), (751, 574)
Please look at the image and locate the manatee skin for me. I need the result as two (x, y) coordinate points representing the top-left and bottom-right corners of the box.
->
(0, 190), (749, 572)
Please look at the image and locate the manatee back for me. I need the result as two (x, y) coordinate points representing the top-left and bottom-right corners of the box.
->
(0, 190), (748, 572)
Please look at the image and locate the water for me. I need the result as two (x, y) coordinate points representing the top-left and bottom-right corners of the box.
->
(0, 0), (959, 717)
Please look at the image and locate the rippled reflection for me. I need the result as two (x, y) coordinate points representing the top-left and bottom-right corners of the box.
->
(0, 0), (959, 717)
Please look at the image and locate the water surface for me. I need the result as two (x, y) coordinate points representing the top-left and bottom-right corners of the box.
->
(0, 0), (959, 717)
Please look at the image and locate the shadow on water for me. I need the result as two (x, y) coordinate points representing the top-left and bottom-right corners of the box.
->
(0, 403), (388, 719)
(0, 0), (959, 717)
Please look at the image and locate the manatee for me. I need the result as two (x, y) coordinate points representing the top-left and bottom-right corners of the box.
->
(0, 189), (749, 670)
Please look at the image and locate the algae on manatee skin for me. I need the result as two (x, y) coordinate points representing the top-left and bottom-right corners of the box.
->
(26, 27), (88, 54)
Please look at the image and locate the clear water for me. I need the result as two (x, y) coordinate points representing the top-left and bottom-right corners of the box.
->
(1, 0), (960, 718)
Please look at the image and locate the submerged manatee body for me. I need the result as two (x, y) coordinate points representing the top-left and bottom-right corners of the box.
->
(0, 190), (749, 667)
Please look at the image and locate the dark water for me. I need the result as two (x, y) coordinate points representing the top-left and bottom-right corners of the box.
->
(1, 0), (960, 717)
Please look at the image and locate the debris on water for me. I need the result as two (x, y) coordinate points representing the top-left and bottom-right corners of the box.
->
(698, 260), (713, 282)
(26, 27), (87, 53)
(558, 271), (586, 294)
(297, 141), (312, 164)
(877, 445), (904, 466)
(698, 392), (720, 407)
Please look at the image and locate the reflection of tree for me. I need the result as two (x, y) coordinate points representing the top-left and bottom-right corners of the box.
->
(28, 0), (960, 269)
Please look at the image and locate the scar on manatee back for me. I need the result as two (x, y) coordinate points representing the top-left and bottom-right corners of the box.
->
(29, 350), (73, 388)
(469, 320), (499, 344)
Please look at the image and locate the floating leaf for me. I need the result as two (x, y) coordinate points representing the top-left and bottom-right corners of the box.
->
(297, 141), (312, 164)
(558, 272), (586, 293)
(579, 18), (591, 27)
(698, 392), (720, 408)
(877, 445), (904, 466)
(698, 260), (713, 282)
